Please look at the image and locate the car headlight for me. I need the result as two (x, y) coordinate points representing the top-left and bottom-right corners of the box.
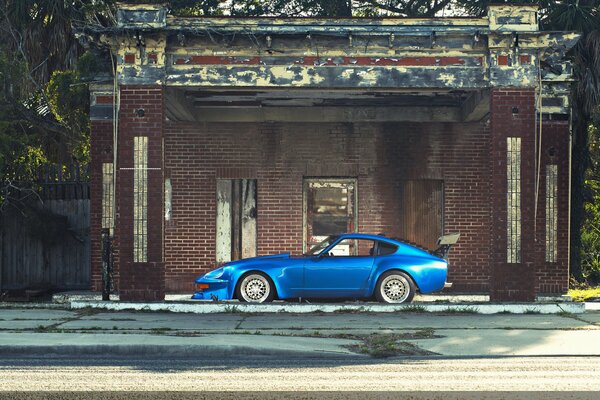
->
(205, 267), (225, 280)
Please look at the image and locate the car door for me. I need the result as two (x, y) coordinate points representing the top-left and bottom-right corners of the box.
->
(303, 238), (375, 297)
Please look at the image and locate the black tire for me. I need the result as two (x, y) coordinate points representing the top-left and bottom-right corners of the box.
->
(235, 272), (275, 303)
(375, 270), (416, 304)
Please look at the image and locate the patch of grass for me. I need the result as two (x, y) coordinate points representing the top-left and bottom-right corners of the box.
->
(76, 307), (100, 317)
(557, 310), (574, 318)
(150, 327), (172, 335)
(105, 318), (136, 321)
(440, 306), (478, 314)
(222, 305), (241, 314)
(34, 325), (49, 333)
(398, 305), (426, 313)
(523, 308), (541, 314)
(345, 333), (437, 358)
(175, 331), (203, 337)
(568, 286), (600, 302)
(333, 306), (368, 314)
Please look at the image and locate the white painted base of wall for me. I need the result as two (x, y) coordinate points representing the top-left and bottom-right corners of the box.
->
(69, 300), (585, 314)
(54, 292), (573, 304)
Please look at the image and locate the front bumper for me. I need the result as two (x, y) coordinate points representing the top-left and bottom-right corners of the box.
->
(191, 277), (231, 301)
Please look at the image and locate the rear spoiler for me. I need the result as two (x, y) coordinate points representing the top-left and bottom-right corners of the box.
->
(433, 233), (460, 260)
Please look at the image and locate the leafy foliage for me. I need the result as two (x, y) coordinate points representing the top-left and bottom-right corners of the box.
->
(1, 0), (599, 285)
(581, 107), (600, 283)
(0, 1), (113, 205)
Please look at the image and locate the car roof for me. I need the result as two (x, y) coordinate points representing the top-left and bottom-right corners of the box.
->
(338, 233), (400, 245)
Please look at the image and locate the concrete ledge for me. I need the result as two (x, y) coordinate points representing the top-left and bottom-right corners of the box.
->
(54, 291), (573, 304)
(69, 300), (585, 314)
(0, 332), (358, 358)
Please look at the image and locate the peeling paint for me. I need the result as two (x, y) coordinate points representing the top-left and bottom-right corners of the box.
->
(79, 3), (579, 108)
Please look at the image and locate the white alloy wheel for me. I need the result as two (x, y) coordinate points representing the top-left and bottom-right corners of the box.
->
(238, 273), (272, 303)
(376, 271), (415, 303)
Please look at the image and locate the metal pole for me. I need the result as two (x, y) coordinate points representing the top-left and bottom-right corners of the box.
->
(101, 228), (112, 301)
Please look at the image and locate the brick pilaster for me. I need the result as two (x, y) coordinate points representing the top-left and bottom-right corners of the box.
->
(117, 85), (165, 301)
(89, 86), (115, 292)
(489, 88), (536, 301)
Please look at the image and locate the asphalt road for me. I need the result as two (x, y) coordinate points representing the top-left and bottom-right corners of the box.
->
(2, 356), (600, 391)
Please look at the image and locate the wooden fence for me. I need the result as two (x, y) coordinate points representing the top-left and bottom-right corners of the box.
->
(0, 165), (90, 291)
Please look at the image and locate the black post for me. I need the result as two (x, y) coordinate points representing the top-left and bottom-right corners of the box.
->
(101, 228), (112, 301)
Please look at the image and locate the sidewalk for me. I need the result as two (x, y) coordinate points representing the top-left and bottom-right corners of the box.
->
(0, 307), (599, 358)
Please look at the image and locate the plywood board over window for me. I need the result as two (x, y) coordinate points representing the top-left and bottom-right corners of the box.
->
(546, 164), (558, 262)
(133, 136), (148, 263)
(101, 163), (114, 235)
(507, 137), (522, 264)
(397, 179), (444, 251)
(216, 179), (257, 263)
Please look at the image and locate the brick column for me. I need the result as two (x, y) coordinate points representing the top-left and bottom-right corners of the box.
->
(89, 85), (116, 292)
(535, 120), (570, 294)
(489, 88), (536, 301)
(117, 85), (165, 301)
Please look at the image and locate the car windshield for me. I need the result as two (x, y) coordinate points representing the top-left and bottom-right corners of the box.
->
(305, 235), (338, 256)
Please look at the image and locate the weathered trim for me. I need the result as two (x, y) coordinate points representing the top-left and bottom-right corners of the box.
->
(170, 55), (484, 67)
(165, 105), (464, 123)
(165, 65), (488, 89)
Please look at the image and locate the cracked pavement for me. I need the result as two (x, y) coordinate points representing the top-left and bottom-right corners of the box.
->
(0, 306), (600, 357)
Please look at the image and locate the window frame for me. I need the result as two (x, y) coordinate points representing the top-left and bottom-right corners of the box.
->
(302, 178), (358, 254)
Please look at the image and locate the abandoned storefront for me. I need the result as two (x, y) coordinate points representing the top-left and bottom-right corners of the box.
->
(84, 3), (578, 301)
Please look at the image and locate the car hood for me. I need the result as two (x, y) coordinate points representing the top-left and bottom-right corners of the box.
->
(225, 253), (291, 266)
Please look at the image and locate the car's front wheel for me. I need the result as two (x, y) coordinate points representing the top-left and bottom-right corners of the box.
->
(375, 271), (415, 303)
(236, 272), (275, 303)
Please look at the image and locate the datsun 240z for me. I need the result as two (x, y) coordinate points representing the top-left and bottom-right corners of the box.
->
(192, 233), (459, 303)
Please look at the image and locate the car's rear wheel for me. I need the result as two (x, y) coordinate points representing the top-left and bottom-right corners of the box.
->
(236, 272), (275, 303)
(375, 271), (415, 303)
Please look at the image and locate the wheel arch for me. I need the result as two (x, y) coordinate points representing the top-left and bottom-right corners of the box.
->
(369, 267), (421, 297)
(233, 269), (280, 300)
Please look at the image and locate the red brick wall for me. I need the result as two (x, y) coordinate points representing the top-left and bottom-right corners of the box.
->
(90, 119), (114, 292)
(163, 120), (493, 293)
(535, 120), (570, 293)
(489, 88), (537, 301)
(116, 85), (165, 301)
(89, 87), (570, 297)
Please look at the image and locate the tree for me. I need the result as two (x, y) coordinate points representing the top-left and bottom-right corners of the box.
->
(0, 1), (114, 209)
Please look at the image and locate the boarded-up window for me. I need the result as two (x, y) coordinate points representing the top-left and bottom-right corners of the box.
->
(216, 179), (257, 263)
(304, 179), (357, 253)
(507, 137), (521, 263)
(133, 136), (148, 263)
(397, 180), (444, 251)
(102, 163), (114, 235)
(164, 178), (172, 222)
(546, 164), (558, 262)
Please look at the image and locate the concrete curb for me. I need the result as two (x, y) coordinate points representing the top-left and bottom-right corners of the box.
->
(70, 300), (586, 314)
(0, 344), (357, 358)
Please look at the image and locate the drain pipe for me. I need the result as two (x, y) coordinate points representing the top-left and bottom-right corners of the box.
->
(567, 107), (573, 283)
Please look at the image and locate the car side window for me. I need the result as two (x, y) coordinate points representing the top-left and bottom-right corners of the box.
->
(328, 239), (376, 257)
(377, 241), (398, 256)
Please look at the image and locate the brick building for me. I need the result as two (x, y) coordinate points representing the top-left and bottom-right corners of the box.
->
(83, 3), (579, 301)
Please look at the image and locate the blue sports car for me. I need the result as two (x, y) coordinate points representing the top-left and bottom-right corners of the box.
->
(192, 233), (459, 303)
